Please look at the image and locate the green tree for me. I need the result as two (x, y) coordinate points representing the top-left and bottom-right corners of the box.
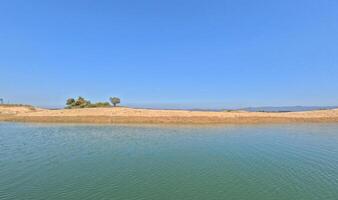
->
(75, 97), (86, 106)
(65, 97), (114, 109)
(66, 98), (75, 105)
(110, 97), (120, 107)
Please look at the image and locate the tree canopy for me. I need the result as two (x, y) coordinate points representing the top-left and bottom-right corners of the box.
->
(110, 97), (121, 107)
(65, 97), (111, 109)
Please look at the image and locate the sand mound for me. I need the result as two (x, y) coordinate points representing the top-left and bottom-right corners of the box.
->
(1, 106), (338, 124)
(0, 105), (40, 115)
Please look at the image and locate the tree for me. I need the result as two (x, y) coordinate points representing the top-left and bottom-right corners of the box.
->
(65, 97), (114, 109)
(75, 96), (86, 106)
(0, 98), (3, 104)
(66, 98), (75, 105)
(110, 97), (120, 107)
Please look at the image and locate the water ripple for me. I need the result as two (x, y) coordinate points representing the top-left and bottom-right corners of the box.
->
(1, 123), (338, 199)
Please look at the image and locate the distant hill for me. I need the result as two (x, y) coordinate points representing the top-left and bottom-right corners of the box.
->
(241, 106), (338, 112)
(126, 105), (338, 112)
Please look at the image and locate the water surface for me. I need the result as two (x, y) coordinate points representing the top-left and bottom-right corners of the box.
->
(1, 122), (338, 199)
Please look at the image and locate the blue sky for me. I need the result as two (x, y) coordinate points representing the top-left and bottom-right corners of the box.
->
(0, 0), (337, 108)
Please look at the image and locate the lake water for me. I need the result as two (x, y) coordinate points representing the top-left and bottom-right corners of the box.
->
(1, 122), (338, 200)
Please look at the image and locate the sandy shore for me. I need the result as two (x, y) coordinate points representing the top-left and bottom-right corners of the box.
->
(1, 105), (338, 124)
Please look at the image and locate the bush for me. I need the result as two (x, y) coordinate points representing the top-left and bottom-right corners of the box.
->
(65, 97), (112, 109)
(87, 102), (111, 108)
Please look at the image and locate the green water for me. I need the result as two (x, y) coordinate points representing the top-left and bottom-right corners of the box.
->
(1, 123), (338, 200)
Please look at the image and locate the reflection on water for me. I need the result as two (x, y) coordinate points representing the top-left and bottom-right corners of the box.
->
(1, 122), (338, 200)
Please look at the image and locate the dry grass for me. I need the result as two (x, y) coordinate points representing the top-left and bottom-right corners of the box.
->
(1, 105), (338, 124)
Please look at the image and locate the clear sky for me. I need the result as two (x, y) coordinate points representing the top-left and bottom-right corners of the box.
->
(1, 0), (337, 108)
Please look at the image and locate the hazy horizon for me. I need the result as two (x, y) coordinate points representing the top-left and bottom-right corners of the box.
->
(4, 100), (337, 112)
(1, 0), (337, 108)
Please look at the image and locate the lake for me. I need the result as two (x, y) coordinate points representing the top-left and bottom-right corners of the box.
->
(1, 122), (338, 200)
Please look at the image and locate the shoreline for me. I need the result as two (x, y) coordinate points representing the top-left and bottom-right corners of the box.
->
(1, 106), (338, 125)
(2, 116), (338, 125)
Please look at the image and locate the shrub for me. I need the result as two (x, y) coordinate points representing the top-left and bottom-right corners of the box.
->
(65, 97), (112, 109)
(87, 102), (111, 108)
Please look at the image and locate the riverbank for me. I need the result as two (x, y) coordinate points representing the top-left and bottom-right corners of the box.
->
(1, 105), (338, 124)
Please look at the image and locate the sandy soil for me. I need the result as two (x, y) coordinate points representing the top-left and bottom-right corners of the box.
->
(1, 105), (338, 124)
